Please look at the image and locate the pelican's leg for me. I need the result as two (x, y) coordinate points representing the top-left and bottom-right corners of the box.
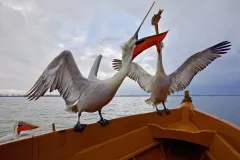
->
(74, 112), (87, 132)
(156, 105), (162, 115)
(162, 102), (170, 115)
(98, 110), (109, 126)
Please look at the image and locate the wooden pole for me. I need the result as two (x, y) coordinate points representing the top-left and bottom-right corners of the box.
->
(52, 123), (56, 132)
(184, 90), (190, 98)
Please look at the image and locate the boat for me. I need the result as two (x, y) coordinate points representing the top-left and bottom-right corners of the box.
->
(0, 90), (239, 160)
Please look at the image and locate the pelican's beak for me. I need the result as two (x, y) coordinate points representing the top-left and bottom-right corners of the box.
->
(17, 122), (39, 134)
(130, 2), (168, 59)
(133, 31), (168, 59)
(133, 2), (155, 40)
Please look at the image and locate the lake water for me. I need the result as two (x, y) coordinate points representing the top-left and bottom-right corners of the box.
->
(0, 96), (239, 137)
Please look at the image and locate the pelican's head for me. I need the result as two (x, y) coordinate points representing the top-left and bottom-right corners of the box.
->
(13, 121), (39, 136)
(121, 2), (168, 61)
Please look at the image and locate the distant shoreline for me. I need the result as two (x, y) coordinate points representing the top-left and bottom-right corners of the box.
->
(1, 95), (240, 97)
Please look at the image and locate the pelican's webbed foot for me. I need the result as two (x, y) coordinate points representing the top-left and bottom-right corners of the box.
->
(164, 108), (170, 115)
(74, 122), (87, 132)
(98, 110), (109, 127)
(74, 112), (87, 132)
(156, 106), (162, 115)
(163, 102), (170, 115)
(98, 118), (109, 126)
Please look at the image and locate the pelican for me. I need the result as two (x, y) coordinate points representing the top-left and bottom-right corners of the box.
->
(112, 40), (231, 115)
(25, 2), (168, 132)
(0, 121), (39, 144)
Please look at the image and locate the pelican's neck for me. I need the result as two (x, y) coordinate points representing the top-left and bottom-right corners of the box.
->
(156, 49), (165, 75)
(114, 58), (131, 82)
(13, 125), (19, 140)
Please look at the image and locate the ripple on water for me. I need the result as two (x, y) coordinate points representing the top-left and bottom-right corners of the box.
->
(0, 96), (240, 137)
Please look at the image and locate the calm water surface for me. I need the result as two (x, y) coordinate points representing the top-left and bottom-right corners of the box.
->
(0, 96), (239, 137)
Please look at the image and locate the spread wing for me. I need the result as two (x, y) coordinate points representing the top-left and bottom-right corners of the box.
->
(88, 55), (102, 80)
(112, 59), (153, 93)
(169, 41), (231, 94)
(25, 50), (89, 103)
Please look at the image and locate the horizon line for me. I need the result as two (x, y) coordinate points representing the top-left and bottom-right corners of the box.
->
(1, 94), (240, 97)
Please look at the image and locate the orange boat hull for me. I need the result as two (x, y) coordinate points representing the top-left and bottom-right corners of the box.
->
(0, 90), (240, 160)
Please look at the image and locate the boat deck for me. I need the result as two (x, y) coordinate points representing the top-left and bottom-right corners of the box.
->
(0, 91), (240, 160)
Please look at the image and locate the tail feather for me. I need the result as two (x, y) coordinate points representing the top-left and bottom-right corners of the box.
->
(144, 98), (168, 107)
(145, 98), (154, 105)
(65, 100), (79, 113)
(65, 105), (78, 113)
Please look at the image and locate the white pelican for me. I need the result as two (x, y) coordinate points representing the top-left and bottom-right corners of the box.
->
(0, 121), (39, 144)
(25, 2), (168, 132)
(112, 40), (231, 115)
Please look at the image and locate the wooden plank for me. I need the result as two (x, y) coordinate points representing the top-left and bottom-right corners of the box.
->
(0, 137), (33, 160)
(189, 109), (240, 153)
(209, 135), (240, 160)
(148, 124), (216, 148)
(134, 145), (163, 160)
(120, 142), (159, 160)
(72, 126), (158, 160)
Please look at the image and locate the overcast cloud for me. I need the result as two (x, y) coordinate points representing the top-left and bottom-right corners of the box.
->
(0, 0), (240, 95)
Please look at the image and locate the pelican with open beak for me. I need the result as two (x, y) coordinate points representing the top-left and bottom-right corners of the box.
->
(0, 121), (39, 144)
(25, 2), (168, 132)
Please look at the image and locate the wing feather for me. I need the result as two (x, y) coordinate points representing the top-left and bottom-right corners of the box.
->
(112, 59), (153, 93)
(169, 41), (231, 94)
(25, 50), (88, 104)
(88, 55), (103, 80)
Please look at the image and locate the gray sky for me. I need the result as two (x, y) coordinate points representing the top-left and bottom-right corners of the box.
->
(0, 0), (240, 95)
